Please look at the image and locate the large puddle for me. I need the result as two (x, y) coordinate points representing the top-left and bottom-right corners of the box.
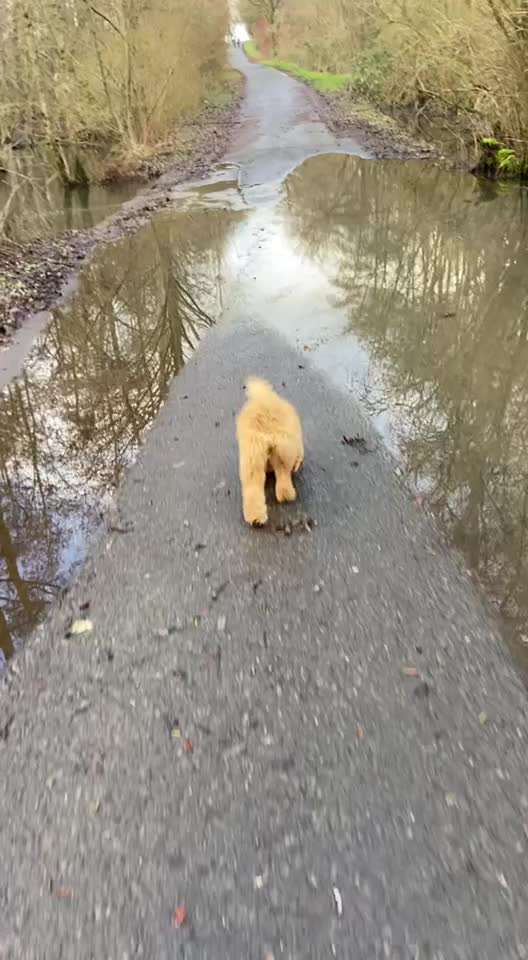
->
(0, 148), (139, 242)
(1, 154), (528, 678)
(0, 202), (243, 659)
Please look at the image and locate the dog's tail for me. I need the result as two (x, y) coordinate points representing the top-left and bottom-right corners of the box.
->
(245, 377), (275, 403)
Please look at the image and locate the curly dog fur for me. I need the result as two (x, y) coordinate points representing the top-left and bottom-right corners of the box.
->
(236, 377), (304, 526)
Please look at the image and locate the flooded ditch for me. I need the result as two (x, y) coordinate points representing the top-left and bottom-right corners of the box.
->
(1, 153), (528, 678)
(0, 147), (139, 242)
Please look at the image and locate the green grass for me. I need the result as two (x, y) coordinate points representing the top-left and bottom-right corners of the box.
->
(243, 40), (261, 62)
(243, 41), (351, 94)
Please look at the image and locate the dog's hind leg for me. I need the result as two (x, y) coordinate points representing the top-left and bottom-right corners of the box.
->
(239, 436), (269, 525)
(270, 442), (297, 504)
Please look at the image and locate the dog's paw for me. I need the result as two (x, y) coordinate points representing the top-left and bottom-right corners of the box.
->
(276, 484), (297, 503)
(244, 507), (268, 526)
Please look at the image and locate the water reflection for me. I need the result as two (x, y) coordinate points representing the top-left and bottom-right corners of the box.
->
(0, 206), (243, 657)
(0, 148), (138, 242)
(285, 155), (528, 675)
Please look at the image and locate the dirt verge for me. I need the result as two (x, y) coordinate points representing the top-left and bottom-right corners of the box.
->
(317, 92), (441, 163)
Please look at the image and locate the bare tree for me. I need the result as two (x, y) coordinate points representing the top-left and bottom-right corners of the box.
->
(242, 0), (283, 52)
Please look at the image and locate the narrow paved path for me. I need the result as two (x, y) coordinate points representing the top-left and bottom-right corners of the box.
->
(1, 50), (527, 960)
(224, 48), (370, 186)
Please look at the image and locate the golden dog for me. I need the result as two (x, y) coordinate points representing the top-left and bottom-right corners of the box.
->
(236, 377), (304, 526)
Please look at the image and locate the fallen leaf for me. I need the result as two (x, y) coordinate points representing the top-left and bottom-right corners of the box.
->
(172, 905), (188, 928)
(70, 619), (93, 636)
(55, 887), (73, 899)
(414, 495), (425, 507)
(402, 666), (419, 678)
(183, 738), (194, 754)
(479, 711), (488, 725)
(356, 724), (364, 739)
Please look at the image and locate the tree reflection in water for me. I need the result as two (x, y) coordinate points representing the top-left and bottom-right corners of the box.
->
(0, 205), (242, 658)
(285, 155), (528, 675)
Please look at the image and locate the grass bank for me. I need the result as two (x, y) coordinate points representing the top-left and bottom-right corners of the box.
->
(243, 41), (351, 93)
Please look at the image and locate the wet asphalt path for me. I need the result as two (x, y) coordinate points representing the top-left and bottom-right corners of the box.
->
(1, 49), (528, 960)
(223, 48), (370, 186)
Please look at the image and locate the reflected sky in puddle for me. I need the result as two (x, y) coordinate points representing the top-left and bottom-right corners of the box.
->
(2, 152), (528, 679)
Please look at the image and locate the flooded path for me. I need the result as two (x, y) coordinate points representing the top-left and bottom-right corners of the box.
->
(2, 153), (528, 681)
(2, 50), (528, 960)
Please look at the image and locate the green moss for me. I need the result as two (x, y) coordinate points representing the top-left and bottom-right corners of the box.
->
(476, 136), (528, 180)
(496, 147), (521, 174)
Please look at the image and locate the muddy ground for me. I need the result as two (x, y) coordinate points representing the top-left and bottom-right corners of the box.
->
(320, 93), (443, 163)
(0, 63), (442, 347)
